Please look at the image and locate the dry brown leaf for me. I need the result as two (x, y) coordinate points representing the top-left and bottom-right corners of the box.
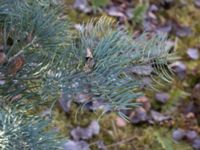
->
(83, 48), (95, 73)
(86, 48), (93, 58)
(7, 50), (25, 75)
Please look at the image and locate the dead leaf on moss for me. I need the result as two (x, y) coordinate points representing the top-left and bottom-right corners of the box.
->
(173, 129), (198, 143)
(73, 0), (92, 13)
(157, 21), (172, 33)
(106, 6), (126, 18)
(130, 107), (148, 124)
(172, 129), (186, 141)
(187, 48), (199, 60)
(186, 130), (198, 142)
(71, 120), (100, 140)
(174, 24), (192, 37)
(155, 92), (170, 104)
(63, 140), (90, 150)
(150, 110), (171, 123)
(96, 140), (107, 150)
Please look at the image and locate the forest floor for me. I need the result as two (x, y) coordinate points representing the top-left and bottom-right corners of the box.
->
(52, 0), (200, 149)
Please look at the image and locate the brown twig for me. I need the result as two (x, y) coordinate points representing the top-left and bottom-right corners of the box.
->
(106, 136), (136, 148)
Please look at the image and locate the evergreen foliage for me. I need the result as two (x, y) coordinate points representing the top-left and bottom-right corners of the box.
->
(59, 17), (174, 114)
(0, 0), (68, 149)
(0, 0), (69, 107)
(0, 0), (174, 149)
(0, 108), (62, 150)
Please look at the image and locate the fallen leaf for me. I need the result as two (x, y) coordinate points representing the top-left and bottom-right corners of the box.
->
(71, 127), (91, 141)
(71, 121), (100, 140)
(96, 140), (107, 150)
(143, 18), (158, 31)
(170, 61), (186, 79)
(174, 25), (192, 37)
(148, 11), (157, 20)
(84, 48), (95, 73)
(149, 4), (159, 12)
(186, 112), (195, 119)
(172, 129), (186, 141)
(155, 92), (170, 104)
(187, 48), (199, 60)
(106, 6), (126, 18)
(130, 107), (148, 124)
(185, 130), (198, 141)
(63, 140), (90, 150)
(73, 0), (92, 13)
(182, 102), (199, 115)
(150, 110), (171, 122)
(7, 50), (25, 75)
(157, 22), (172, 33)
(86, 48), (93, 58)
(89, 120), (100, 135)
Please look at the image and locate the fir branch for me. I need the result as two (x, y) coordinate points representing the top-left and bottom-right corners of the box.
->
(0, 0), (70, 106)
(0, 107), (63, 150)
(53, 16), (175, 113)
